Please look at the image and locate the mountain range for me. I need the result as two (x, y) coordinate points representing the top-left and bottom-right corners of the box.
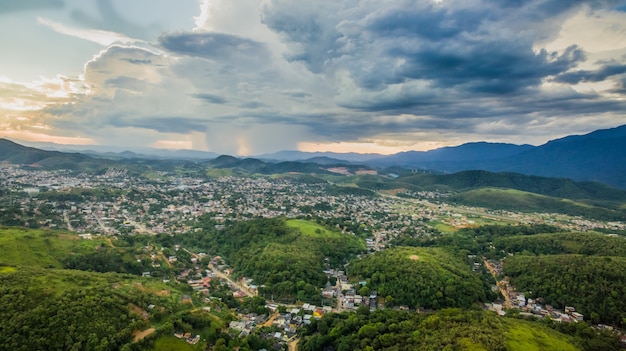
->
(1, 124), (625, 188)
(266, 125), (626, 189)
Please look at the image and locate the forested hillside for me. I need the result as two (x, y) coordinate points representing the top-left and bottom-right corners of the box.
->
(347, 247), (493, 309)
(299, 308), (620, 351)
(0, 267), (167, 351)
(504, 255), (626, 326)
(196, 218), (365, 302)
(493, 232), (626, 256)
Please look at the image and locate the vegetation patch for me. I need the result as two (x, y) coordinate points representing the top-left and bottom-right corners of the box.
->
(504, 322), (579, 351)
(286, 219), (341, 238)
(0, 228), (106, 268)
(147, 336), (196, 351)
(504, 255), (626, 325)
(0, 266), (16, 273)
(348, 247), (490, 309)
(299, 309), (586, 351)
(196, 218), (365, 302)
(451, 188), (626, 221)
(494, 232), (626, 257)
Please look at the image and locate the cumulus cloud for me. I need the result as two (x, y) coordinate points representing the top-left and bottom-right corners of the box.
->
(3, 0), (626, 154)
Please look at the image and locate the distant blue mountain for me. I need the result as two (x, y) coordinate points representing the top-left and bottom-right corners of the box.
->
(477, 124), (626, 188)
(367, 142), (534, 167)
(368, 124), (626, 189)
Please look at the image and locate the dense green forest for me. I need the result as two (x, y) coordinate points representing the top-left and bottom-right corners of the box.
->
(0, 267), (156, 351)
(184, 218), (365, 302)
(62, 247), (149, 275)
(347, 247), (493, 309)
(391, 224), (559, 258)
(299, 308), (620, 351)
(504, 255), (626, 326)
(391, 224), (626, 327)
(493, 232), (626, 256)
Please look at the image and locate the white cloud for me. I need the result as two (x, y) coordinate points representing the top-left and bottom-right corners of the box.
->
(37, 17), (140, 46)
(2, 0), (626, 155)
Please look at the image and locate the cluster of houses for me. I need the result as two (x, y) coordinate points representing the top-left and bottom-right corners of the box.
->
(173, 332), (200, 345)
(485, 259), (585, 324)
(340, 290), (379, 310)
(486, 299), (584, 323)
(230, 304), (333, 342)
(1, 166), (465, 248)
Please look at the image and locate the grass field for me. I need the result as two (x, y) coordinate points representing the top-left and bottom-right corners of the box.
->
(505, 322), (579, 351)
(0, 227), (106, 267)
(429, 220), (458, 233)
(147, 336), (198, 351)
(286, 219), (342, 238)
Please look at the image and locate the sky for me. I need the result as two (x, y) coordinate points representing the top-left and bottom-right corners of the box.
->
(1, 0), (626, 156)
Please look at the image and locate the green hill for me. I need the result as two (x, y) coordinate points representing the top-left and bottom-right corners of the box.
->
(347, 247), (491, 309)
(298, 308), (611, 351)
(199, 218), (365, 302)
(450, 188), (626, 221)
(494, 232), (626, 256)
(504, 255), (626, 325)
(0, 138), (107, 171)
(0, 227), (107, 267)
(0, 227), (252, 351)
(394, 170), (626, 201)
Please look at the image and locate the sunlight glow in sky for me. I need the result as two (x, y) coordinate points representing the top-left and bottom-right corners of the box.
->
(1, 0), (626, 155)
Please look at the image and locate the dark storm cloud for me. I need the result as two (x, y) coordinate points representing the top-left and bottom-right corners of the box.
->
(554, 64), (626, 84)
(260, 2), (344, 73)
(262, 0), (589, 98)
(192, 93), (229, 104)
(259, 0), (626, 143)
(364, 6), (485, 41)
(391, 44), (585, 94)
(159, 32), (269, 61)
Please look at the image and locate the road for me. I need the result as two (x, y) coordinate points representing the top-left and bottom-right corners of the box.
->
(288, 338), (300, 351)
(261, 311), (279, 328)
(133, 328), (155, 343)
(123, 215), (155, 235)
(94, 215), (111, 234)
(206, 262), (256, 298)
(63, 211), (73, 231)
(182, 247), (258, 298)
(483, 258), (512, 309)
(335, 278), (343, 312)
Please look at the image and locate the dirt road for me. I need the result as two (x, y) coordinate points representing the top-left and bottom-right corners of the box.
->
(133, 328), (155, 342)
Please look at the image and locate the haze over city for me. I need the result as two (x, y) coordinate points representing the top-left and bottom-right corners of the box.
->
(1, 0), (626, 155)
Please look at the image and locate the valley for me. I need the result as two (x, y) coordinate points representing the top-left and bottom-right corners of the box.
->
(0, 140), (625, 350)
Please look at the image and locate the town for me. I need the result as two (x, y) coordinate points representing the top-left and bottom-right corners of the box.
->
(1, 165), (625, 348)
